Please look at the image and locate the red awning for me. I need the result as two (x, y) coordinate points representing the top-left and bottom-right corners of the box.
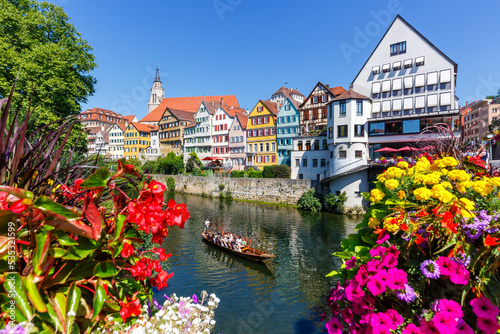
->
(374, 147), (398, 153)
(202, 157), (224, 161)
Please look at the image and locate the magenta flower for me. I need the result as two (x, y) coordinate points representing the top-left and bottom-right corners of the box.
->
(341, 308), (354, 325)
(419, 319), (440, 334)
(365, 259), (381, 273)
(431, 311), (457, 333)
(476, 316), (500, 334)
(437, 299), (463, 319)
(387, 268), (407, 290)
(402, 323), (422, 334)
(370, 312), (394, 333)
(345, 256), (357, 270)
(449, 264), (469, 285)
(455, 319), (474, 334)
(345, 282), (365, 302)
(436, 256), (458, 276)
(192, 294), (198, 304)
(355, 267), (370, 286)
(370, 246), (386, 257)
(381, 253), (398, 268)
(326, 317), (343, 334)
(366, 274), (386, 296)
(386, 309), (403, 329)
(470, 296), (499, 319)
(360, 295), (375, 311)
(376, 232), (390, 244)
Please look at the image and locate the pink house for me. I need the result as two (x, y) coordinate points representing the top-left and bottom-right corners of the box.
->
(228, 113), (248, 171)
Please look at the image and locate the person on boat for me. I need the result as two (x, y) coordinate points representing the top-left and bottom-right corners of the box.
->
(235, 236), (242, 251)
(204, 218), (210, 234)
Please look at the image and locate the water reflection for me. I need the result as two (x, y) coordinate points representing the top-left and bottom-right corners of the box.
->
(159, 193), (360, 334)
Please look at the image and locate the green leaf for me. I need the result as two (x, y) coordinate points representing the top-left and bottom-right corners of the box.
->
(80, 167), (111, 189)
(2, 272), (33, 319)
(361, 235), (376, 245)
(92, 283), (107, 321)
(371, 208), (391, 219)
(326, 270), (338, 277)
(66, 283), (81, 333)
(49, 247), (67, 258)
(62, 238), (100, 260)
(54, 230), (78, 246)
(53, 292), (67, 325)
(0, 186), (33, 199)
(113, 214), (127, 241)
(34, 196), (80, 220)
(93, 260), (123, 278)
(354, 246), (370, 257)
(33, 230), (51, 276)
(334, 251), (355, 260)
(21, 274), (47, 313)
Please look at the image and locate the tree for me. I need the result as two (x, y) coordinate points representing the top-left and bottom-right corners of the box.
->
(157, 153), (184, 175)
(186, 152), (202, 172)
(486, 89), (500, 100)
(0, 0), (97, 155)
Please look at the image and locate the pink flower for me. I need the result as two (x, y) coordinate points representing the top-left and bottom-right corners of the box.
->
(476, 317), (500, 334)
(419, 319), (440, 334)
(470, 296), (499, 320)
(360, 295), (375, 311)
(386, 309), (403, 329)
(402, 324), (422, 334)
(455, 319), (474, 334)
(370, 313), (394, 333)
(345, 256), (357, 269)
(437, 299), (463, 319)
(386, 268), (407, 290)
(370, 246), (386, 257)
(366, 274), (386, 296)
(436, 256), (458, 276)
(449, 264), (469, 285)
(381, 253), (398, 268)
(341, 308), (354, 325)
(355, 267), (370, 286)
(326, 317), (343, 334)
(345, 282), (365, 302)
(376, 232), (390, 244)
(431, 311), (457, 334)
(365, 259), (382, 273)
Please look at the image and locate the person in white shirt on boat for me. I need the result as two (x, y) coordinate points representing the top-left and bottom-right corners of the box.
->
(204, 218), (210, 234)
(235, 236), (242, 251)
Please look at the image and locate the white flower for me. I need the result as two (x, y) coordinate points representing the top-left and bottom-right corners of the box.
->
(210, 320), (216, 325)
(207, 301), (214, 306)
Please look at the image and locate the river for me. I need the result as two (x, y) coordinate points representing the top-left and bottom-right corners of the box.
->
(157, 193), (360, 334)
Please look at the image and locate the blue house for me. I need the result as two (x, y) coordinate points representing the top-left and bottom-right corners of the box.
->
(276, 97), (301, 165)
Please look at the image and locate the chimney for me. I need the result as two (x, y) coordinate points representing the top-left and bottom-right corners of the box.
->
(220, 97), (224, 106)
(211, 100), (214, 106)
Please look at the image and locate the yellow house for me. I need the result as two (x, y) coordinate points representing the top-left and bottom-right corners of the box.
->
(245, 100), (278, 170)
(124, 122), (158, 160)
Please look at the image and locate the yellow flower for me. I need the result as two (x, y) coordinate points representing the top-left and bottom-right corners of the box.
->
(440, 169), (448, 176)
(487, 177), (500, 187)
(383, 167), (405, 179)
(422, 172), (442, 185)
(414, 187), (432, 201)
(406, 167), (415, 176)
(458, 198), (475, 211)
(398, 190), (406, 199)
(415, 157), (431, 173)
(433, 159), (446, 169)
(431, 184), (455, 203)
(397, 161), (409, 169)
(442, 157), (458, 167)
(370, 189), (385, 202)
(383, 217), (400, 233)
(47, 179), (54, 187)
(385, 179), (399, 190)
(456, 181), (471, 193)
(441, 181), (452, 189)
(368, 217), (381, 228)
(447, 170), (471, 182)
(471, 180), (494, 196)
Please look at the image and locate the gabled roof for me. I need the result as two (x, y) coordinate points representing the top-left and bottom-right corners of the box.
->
(81, 107), (122, 119)
(260, 100), (279, 116)
(166, 108), (196, 122)
(332, 89), (371, 102)
(235, 113), (249, 130)
(330, 86), (347, 96)
(220, 105), (247, 118)
(122, 115), (136, 122)
(200, 100), (220, 115)
(130, 122), (158, 133)
(98, 130), (109, 143)
(106, 123), (127, 132)
(140, 95), (240, 123)
(301, 82), (346, 109)
(351, 15), (458, 85)
(272, 87), (305, 99)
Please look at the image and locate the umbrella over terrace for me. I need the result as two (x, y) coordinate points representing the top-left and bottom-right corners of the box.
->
(374, 147), (398, 153)
(397, 146), (418, 152)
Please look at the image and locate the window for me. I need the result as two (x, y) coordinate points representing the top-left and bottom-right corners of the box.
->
(305, 141), (311, 150)
(403, 59), (412, 68)
(321, 159), (326, 167)
(313, 159), (318, 167)
(393, 61), (401, 71)
(494, 109), (498, 113)
(369, 122), (385, 136)
(355, 150), (362, 158)
(323, 140), (327, 150)
(322, 95), (328, 102)
(339, 150), (347, 159)
(354, 124), (364, 137)
(313, 96), (318, 104)
(329, 127), (333, 139)
(338, 125), (348, 137)
(356, 100), (363, 116)
(382, 64), (390, 73)
(298, 141), (303, 150)
(415, 57), (425, 66)
(257, 106), (263, 112)
(372, 66), (380, 75)
(298, 174), (303, 179)
(295, 159), (300, 167)
(390, 41), (406, 55)
(340, 102), (347, 117)
(303, 159), (307, 167)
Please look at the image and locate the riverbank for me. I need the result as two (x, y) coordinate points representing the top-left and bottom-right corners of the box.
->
(152, 174), (313, 205)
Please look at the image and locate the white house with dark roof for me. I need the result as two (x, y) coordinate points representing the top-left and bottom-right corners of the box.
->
(183, 100), (219, 163)
(269, 87), (305, 108)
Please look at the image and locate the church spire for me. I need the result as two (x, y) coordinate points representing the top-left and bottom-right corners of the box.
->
(154, 64), (161, 83)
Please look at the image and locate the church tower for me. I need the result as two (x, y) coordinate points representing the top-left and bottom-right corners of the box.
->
(148, 65), (165, 113)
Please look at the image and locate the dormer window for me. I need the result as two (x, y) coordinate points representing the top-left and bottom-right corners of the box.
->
(382, 64), (390, 73)
(372, 66), (380, 75)
(393, 61), (401, 71)
(403, 59), (413, 68)
(415, 56), (425, 66)
(390, 41), (406, 56)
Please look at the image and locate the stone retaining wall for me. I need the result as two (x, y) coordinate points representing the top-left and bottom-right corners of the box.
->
(152, 175), (313, 205)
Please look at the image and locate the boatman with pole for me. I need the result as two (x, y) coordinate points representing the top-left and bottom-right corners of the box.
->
(204, 218), (210, 233)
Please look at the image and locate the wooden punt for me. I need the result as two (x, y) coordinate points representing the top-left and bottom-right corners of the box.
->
(201, 233), (275, 262)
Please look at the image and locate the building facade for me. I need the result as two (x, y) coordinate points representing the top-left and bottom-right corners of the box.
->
(290, 135), (329, 180)
(229, 113), (248, 171)
(276, 97), (301, 166)
(148, 66), (165, 113)
(107, 123), (126, 160)
(183, 101), (218, 162)
(463, 99), (500, 145)
(145, 129), (160, 160)
(269, 87), (304, 108)
(246, 100), (278, 170)
(158, 108), (195, 156)
(124, 123), (158, 160)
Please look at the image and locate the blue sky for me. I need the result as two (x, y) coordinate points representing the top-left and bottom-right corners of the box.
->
(47, 0), (500, 120)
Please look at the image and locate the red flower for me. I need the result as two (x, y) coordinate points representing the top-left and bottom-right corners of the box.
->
(484, 235), (499, 247)
(440, 211), (458, 234)
(121, 241), (135, 258)
(416, 210), (429, 217)
(151, 248), (172, 261)
(415, 234), (427, 245)
(10, 199), (31, 214)
(147, 180), (166, 194)
(119, 297), (141, 322)
(150, 270), (174, 290)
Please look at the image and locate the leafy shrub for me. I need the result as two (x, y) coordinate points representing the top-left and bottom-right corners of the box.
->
(225, 190), (233, 200)
(297, 189), (322, 212)
(324, 156), (500, 333)
(219, 183), (225, 191)
(157, 152), (184, 175)
(193, 167), (202, 176)
(248, 169), (263, 178)
(230, 170), (246, 178)
(185, 152), (202, 172)
(324, 192), (347, 213)
(272, 165), (291, 178)
(166, 176), (175, 191)
(263, 166), (274, 178)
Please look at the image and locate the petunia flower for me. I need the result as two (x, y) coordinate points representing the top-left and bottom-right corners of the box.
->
(402, 323), (422, 334)
(476, 316), (500, 334)
(437, 299), (463, 319)
(366, 274), (386, 296)
(449, 263), (469, 285)
(387, 268), (407, 290)
(326, 317), (343, 334)
(470, 296), (499, 320)
(455, 319), (474, 334)
(436, 257), (458, 276)
(431, 311), (457, 333)
(345, 256), (357, 270)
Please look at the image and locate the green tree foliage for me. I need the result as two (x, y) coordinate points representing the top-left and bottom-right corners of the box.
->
(325, 192), (347, 213)
(142, 160), (159, 174)
(166, 176), (175, 192)
(248, 169), (263, 178)
(230, 170), (246, 178)
(157, 153), (185, 175)
(263, 165), (292, 178)
(297, 189), (322, 212)
(185, 152), (202, 172)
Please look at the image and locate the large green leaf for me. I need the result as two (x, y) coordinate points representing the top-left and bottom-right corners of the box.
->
(79, 167), (111, 189)
(33, 230), (51, 276)
(21, 274), (47, 313)
(54, 230), (78, 246)
(62, 237), (100, 260)
(92, 283), (107, 321)
(66, 283), (81, 333)
(34, 196), (80, 220)
(113, 214), (127, 241)
(93, 260), (126, 278)
(2, 272), (33, 319)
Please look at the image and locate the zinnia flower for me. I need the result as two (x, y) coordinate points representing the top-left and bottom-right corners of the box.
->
(420, 260), (440, 279)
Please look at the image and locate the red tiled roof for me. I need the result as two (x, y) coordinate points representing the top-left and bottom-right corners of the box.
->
(131, 122), (158, 133)
(140, 95), (240, 123)
(272, 87), (305, 98)
(332, 89), (371, 101)
(236, 113), (248, 130)
(81, 107), (122, 118)
(167, 108), (196, 122)
(261, 100), (279, 116)
(122, 115), (136, 122)
(330, 86), (347, 96)
(220, 105), (246, 118)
